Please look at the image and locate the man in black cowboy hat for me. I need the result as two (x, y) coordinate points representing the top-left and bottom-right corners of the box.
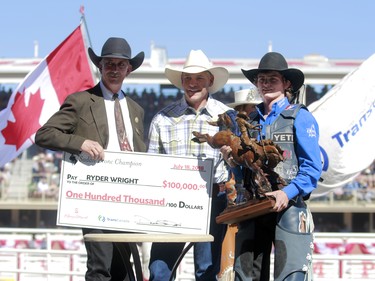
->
(35, 37), (146, 281)
(221, 52), (322, 281)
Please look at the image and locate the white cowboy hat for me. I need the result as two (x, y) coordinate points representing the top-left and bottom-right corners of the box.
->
(226, 88), (262, 108)
(165, 50), (229, 94)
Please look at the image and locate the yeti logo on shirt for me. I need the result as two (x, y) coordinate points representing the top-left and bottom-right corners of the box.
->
(272, 133), (293, 143)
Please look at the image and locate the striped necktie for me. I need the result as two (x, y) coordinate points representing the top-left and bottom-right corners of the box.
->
(113, 93), (132, 151)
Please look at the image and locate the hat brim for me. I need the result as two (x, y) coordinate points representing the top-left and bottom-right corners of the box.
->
(226, 100), (261, 108)
(165, 66), (229, 94)
(241, 68), (304, 92)
(88, 47), (145, 72)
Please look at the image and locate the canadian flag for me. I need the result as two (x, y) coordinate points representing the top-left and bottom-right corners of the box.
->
(0, 22), (95, 167)
(309, 53), (375, 196)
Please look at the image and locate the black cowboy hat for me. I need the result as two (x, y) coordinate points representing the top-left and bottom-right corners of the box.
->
(241, 52), (304, 92)
(88, 37), (144, 71)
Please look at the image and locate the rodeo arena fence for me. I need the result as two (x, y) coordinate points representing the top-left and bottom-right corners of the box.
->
(0, 228), (374, 281)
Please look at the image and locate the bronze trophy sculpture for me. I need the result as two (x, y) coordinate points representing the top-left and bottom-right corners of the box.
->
(192, 111), (286, 224)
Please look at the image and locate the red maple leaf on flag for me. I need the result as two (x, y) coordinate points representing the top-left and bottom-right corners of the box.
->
(1, 88), (45, 150)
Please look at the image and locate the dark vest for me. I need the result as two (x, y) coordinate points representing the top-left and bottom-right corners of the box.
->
(265, 104), (305, 185)
(245, 104), (305, 188)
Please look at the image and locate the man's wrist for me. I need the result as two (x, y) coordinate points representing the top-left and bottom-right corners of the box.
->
(227, 157), (237, 168)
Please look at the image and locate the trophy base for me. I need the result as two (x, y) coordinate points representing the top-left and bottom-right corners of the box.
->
(216, 198), (275, 224)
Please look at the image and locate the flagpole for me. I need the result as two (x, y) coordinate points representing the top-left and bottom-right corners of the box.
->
(80, 7), (93, 50)
(79, 6), (100, 83)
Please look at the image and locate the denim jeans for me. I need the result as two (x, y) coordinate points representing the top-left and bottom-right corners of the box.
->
(149, 192), (227, 281)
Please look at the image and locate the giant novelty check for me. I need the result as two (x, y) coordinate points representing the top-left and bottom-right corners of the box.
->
(57, 151), (214, 234)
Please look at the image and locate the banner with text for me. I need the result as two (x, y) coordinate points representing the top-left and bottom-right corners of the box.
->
(308, 53), (375, 196)
(57, 151), (214, 234)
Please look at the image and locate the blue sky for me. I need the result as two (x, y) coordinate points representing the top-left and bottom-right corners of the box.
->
(1, 0), (374, 60)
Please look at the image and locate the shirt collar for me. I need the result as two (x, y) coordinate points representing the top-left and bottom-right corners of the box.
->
(100, 81), (124, 101)
(257, 97), (290, 118)
(173, 95), (214, 117)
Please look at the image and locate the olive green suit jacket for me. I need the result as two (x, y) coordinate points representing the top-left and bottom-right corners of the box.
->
(35, 83), (147, 154)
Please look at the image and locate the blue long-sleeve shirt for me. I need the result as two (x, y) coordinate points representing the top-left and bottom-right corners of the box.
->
(257, 97), (322, 199)
(226, 97), (322, 199)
